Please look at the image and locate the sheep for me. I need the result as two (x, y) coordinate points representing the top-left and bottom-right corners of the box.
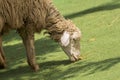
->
(0, 0), (82, 71)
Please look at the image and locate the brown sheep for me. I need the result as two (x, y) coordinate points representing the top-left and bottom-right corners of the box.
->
(0, 0), (82, 71)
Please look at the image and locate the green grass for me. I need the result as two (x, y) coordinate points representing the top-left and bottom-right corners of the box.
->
(1, 0), (120, 80)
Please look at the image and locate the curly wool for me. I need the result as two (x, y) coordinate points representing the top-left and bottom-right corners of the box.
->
(0, 0), (78, 42)
(0, 0), (48, 30)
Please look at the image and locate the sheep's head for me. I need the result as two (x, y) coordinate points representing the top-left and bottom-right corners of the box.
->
(59, 20), (82, 62)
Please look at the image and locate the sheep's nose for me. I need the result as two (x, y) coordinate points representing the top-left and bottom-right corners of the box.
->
(70, 54), (83, 62)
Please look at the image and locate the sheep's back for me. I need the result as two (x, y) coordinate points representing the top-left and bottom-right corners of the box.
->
(0, 0), (47, 29)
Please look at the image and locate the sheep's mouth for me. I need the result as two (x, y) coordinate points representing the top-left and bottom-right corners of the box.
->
(61, 47), (82, 62)
(70, 54), (82, 62)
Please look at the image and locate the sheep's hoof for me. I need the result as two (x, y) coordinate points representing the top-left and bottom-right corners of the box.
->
(32, 64), (40, 72)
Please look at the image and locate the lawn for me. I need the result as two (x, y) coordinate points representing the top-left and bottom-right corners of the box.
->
(0, 0), (120, 80)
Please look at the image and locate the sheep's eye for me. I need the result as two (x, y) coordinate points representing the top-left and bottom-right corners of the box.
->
(73, 38), (76, 41)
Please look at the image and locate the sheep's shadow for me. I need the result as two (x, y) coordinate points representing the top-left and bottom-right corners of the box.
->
(0, 60), (71, 80)
(66, 57), (120, 76)
(65, 0), (120, 19)
(0, 57), (120, 80)
(42, 57), (120, 80)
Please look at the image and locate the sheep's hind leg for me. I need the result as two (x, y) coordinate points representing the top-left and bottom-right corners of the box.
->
(0, 16), (6, 69)
(0, 36), (6, 69)
(17, 28), (39, 71)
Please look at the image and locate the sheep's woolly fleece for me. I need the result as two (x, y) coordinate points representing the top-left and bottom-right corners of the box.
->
(0, 0), (78, 41)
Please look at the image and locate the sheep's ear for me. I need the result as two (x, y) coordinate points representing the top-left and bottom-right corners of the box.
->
(60, 31), (70, 46)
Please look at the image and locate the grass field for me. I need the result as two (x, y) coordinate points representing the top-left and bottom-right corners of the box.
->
(0, 0), (120, 80)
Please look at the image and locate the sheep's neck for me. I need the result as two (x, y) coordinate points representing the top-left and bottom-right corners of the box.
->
(45, 3), (67, 42)
(45, 17), (66, 42)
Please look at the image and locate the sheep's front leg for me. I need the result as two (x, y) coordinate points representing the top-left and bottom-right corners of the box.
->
(0, 36), (6, 69)
(17, 29), (39, 71)
(25, 34), (39, 71)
